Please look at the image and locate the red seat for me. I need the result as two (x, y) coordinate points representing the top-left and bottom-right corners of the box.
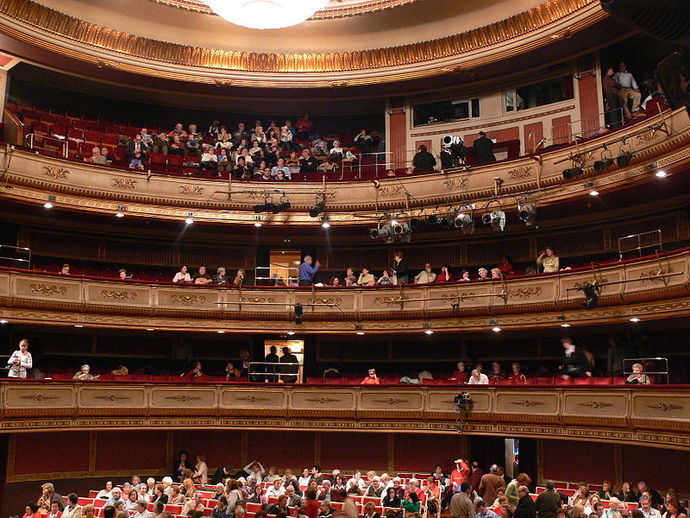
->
(573, 377), (593, 385)
(591, 377), (613, 385)
(164, 505), (182, 515)
(84, 131), (104, 144)
(166, 154), (184, 173)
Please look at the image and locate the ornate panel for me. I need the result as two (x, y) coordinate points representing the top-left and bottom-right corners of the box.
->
(149, 387), (217, 410)
(294, 292), (354, 314)
(0, 273), (9, 296)
(224, 290), (289, 313)
(86, 284), (152, 307)
(561, 392), (628, 425)
(359, 390), (424, 416)
(622, 256), (688, 297)
(13, 276), (81, 302)
(630, 393), (690, 423)
(289, 390), (356, 414)
(3, 384), (75, 414)
(77, 386), (147, 410)
(155, 289), (221, 309)
(219, 389), (287, 412)
(494, 391), (559, 419)
(426, 389), (491, 419)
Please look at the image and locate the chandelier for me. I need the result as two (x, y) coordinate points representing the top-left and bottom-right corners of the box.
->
(205, 0), (331, 30)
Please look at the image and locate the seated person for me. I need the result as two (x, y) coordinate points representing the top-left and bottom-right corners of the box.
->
(459, 270), (471, 282)
(231, 156), (253, 179)
(73, 364), (100, 380)
(626, 363), (651, 385)
(129, 152), (145, 170)
(414, 264), (436, 284)
(377, 269), (395, 285)
(215, 267), (229, 285)
(271, 158), (292, 179)
(467, 369), (489, 385)
(193, 266), (213, 285)
(200, 147), (218, 170)
(168, 123), (188, 139)
(361, 368), (380, 385)
(173, 265), (192, 283)
(89, 146), (108, 164)
(477, 267), (490, 280)
(448, 361), (469, 384)
(508, 362), (528, 384)
(435, 265), (453, 283)
(233, 269), (245, 285)
(357, 268), (375, 286)
(299, 149), (319, 173)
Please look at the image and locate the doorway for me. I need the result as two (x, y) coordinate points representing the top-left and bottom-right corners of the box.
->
(267, 249), (301, 286)
(264, 339), (305, 383)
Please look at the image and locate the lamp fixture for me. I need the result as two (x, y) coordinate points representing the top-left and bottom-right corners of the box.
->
(115, 212), (125, 218)
(424, 329), (434, 335)
(655, 170), (667, 177)
(185, 217), (194, 225)
(561, 323), (571, 328)
(491, 326), (502, 333)
(287, 331), (296, 336)
(321, 215), (331, 229)
(44, 202), (54, 209)
(518, 204), (536, 226)
(0, 319), (8, 324)
(589, 190), (599, 196)
(206, 0), (330, 30)
(356, 331), (366, 336)
(630, 317), (641, 323)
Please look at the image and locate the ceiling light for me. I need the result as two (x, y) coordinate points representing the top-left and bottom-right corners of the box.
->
(491, 326), (502, 333)
(217, 330), (226, 334)
(589, 190), (599, 196)
(655, 170), (667, 177)
(424, 329), (434, 335)
(206, 0), (330, 30)
(0, 319), (8, 324)
(560, 323), (571, 328)
(74, 324), (84, 328)
(630, 317), (640, 323)
(287, 331), (296, 336)
(43, 202), (54, 209)
(254, 221), (262, 227)
(115, 212), (125, 218)
(146, 328), (155, 331)
(356, 331), (365, 335)
(390, 219), (398, 226)
(185, 217), (194, 225)
(321, 215), (330, 229)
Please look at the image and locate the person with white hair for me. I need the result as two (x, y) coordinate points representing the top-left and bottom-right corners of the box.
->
(146, 478), (156, 496)
(365, 477), (384, 497)
(317, 479), (333, 501)
(97, 481), (113, 499)
(73, 364), (99, 381)
(212, 482), (226, 500)
(161, 477), (173, 497)
(467, 369), (489, 385)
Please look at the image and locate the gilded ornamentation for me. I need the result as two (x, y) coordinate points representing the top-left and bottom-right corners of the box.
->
(646, 403), (683, 412)
(573, 279), (608, 290)
(510, 399), (545, 407)
(329, 81), (350, 87)
(43, 165), (70, 180)
(30, 284), (67, 296)
(238, 297), (274, 304)
(101, 290), (137, 300)
(165, 394), (201, 402)
(244, 191), (267, 199)
(93, 394), (131, 402)
(213, 78), (234, 87)
(639, 268), (670, 281)
(507, 166), (532, 179)
(111, 178), (138, 190)
(20, 393), (59, 402)
(378, 185), (404, 198)
(373, 398), (408, 405)
(306, 397), (341, 404)
(577, 401), (613, 409)
(443, 177), (468, 191)
(236, 395), (271, 403)
(375, 296), (409, 305)
(507, 287), (543, 299)
(0, 0), (593, 76)
(96, 59), (117, 69)
(170, 294), (206, 304)
(304, 297), (342, 306)
(179, 185), (204, 196)
(441, 292), (476, 302)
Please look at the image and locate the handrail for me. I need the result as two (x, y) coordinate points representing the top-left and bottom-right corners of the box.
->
(618, 230), (662, 260)
(0, 244), (31, 268)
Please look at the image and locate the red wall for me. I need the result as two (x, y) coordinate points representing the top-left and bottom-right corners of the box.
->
(13, 432), (90, 475)
(321, 433), (388, 471)
(393, 434), (460, 473)
(94, 431), (169, 472)
(541, 440), (616, 483)
(621, 445), (690, 493)
(174, 430), (243, 469)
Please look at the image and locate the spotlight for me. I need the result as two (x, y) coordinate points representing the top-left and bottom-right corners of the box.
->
(287, 331), (296, 335)
(115, 212), (125, 218)
(491, 326), (502, 333)
(43, 202), (54, 209)
(616, 151), (633, 167)
(390, 219), (398, 226)
(393, 222), (408, 235)
(369, 228), (380, 239)
(630, 317), (641, 323)
(482, 210), (506, 231)
(454, 213), (472, 228)
(655, 170), (667, 178)
(309, 201), (326, 218)
(185, 217), (194, 225)
(518, 204), (536, 226)
(293, 303), (303, 325)
(321, 215), (330, 228)
(581, 282), (600, 309)
(254, 215), (262, 227)
(589, 190), (599, 196)
(274, 201), (291, 213)
(424, 329), (434, 335)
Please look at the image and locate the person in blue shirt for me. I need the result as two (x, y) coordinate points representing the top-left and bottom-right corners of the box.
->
(299, 255), (320, 286)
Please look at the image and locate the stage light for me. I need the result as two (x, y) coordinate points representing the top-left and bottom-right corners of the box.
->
(562, 167), (583, 179)
(427, 215), (440, 225)
(482, 210), (506, 231)
(321, 215), (330, 229)
(589, 190), (599, 196)
(491, 326), (502, 333)
(294, 303), (304, 325)
(369, 228), (380, 239)
(43, 202), (54, 209)
(287, 331), (296, 336)
(185, 217), (194, 225)
(655, 170), (667, 177)
(309, 201), (326, 218)
(616, 150), (633, 167)
(390, 219), (398, 226)
(425, 329), (434, 335)
(115, 212), (125, 218)
(0, 319), (8, 324)
(518, 204), (536, 226)
(274, 201), (291, 213)
(581, 282), (600, 309)
(561, 323), (571, 328)
(630, 317), (641, 323)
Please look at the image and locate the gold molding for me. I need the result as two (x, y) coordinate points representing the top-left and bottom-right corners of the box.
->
(0, 0), (595, 80)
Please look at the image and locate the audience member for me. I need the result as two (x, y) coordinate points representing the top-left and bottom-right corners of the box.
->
(536, 248), (559, 273)
(414, 263), (436, 284)
(472, 131), (496, 163)
(535, 481), (561, 518)
(299, 255), (320, 287)
(514, 486), (536, 518)
(626, 363), (650, 385)
(361, 368), (380, 385)
(467, 369), (489, 385)
(73, 364), (99, 381)
(613, 62), (642, 119)
(392, 251), (409, 284)
(560, 337), (592, 379)
(173, 266), (192, 283)
(412, 145), (436, 172)
(450, 482), (476, 518)
(7, 338), (32, 378)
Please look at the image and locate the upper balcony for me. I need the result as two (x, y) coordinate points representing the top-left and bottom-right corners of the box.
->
(1, 107), (688, 226)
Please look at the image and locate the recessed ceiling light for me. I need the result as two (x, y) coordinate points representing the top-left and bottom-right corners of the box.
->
(589, 190), (599, 196)
(0, 319), (8, 324)
(390, 219), (398, 226)
(286, 331), (295, 335)
(146, 328), (155, 331)
(655, 170), (667, 178)
(115, 212), (125, 218)
(322, 221), (330, 229)
(43, 202), (54, 209)
(254, 221), (262, 227)
(630, 317), (640, 323)
(356, 331), (365, 335)
(217, 330), (226, 334)
(74, 324), (84, 328)
(560, 323), (571, 328)
(491, 326), (502, 332)
(424, 329), (434, 335)
(185, 217), (194, 225)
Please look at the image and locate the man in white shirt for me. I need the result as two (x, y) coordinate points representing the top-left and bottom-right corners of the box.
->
(266, 479), (287, 499)
(467, 369), (489, 385)
(640, 497), (661, 518)
(172, 265), (192, 284)
(613, 62), (642, 119)
(132, 501), (152, 518)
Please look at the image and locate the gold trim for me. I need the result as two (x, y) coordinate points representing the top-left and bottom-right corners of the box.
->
(0, 0), (595, 75)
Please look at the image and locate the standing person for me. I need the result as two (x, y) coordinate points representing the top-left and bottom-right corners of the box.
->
(514, 487), (537, 518)
(7, 338), (33, 378)
(468, 462), (484, 493)
(299, 255), (320, 287)
(478, 465), (506, 505)
(280, 346), (299, 383)
(412, 145), (436, 172)
(450, 459), (470, 491)
(560, 337), (592, 379)
(535, 481), (561, 518)
(506, 474), (531, 507)
(172, 451), (190, 482)
(603, 67), (624, 127)
(472, 131), (496, 163)
(613, 62), (642, 119)
(304, 488), (321, 518)
(450, 482), (476, 518)
(392, 251), (409, 284)
(536, 248), (559, 273)
(265, 345), (280, 382)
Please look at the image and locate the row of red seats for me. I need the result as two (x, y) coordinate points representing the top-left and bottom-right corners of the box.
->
(307, 376), (629, 386)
